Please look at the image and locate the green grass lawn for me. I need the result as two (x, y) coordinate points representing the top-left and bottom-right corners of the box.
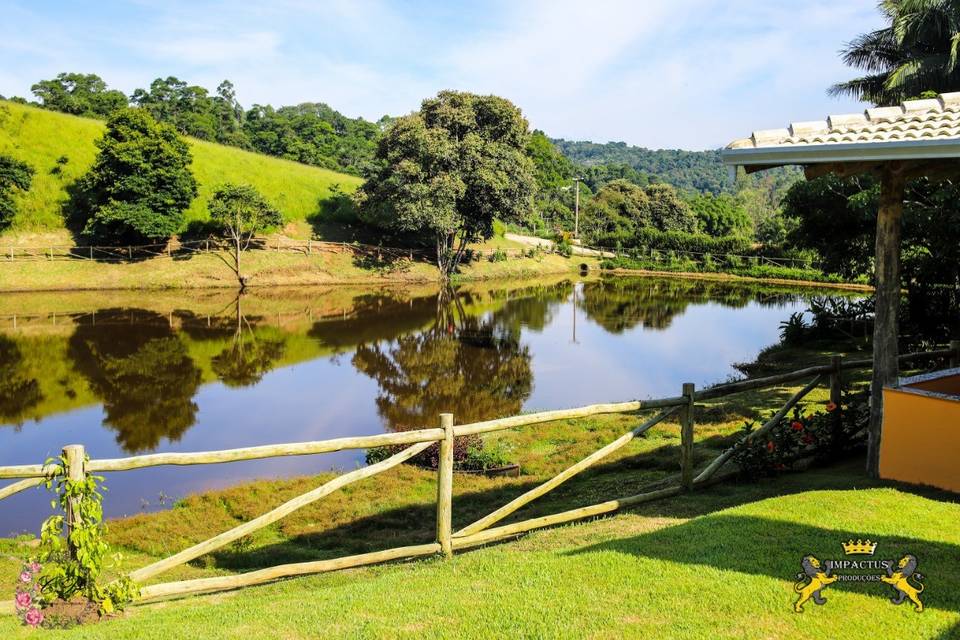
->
(2, 464), (958, 639)
(0, 100), (361, 234)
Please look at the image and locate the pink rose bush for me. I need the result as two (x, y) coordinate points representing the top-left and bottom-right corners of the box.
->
(14, 561), (44, 628)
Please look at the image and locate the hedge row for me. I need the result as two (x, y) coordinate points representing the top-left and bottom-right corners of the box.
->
(591, 229), (755, 255)
(599, 255), (850, 284)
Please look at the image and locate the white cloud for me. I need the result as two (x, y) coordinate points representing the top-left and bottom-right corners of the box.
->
(146, 31), (282, 66)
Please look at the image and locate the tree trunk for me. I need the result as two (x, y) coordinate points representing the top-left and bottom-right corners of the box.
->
(867, 165), (905, 478)
(235, 233), (244, 290)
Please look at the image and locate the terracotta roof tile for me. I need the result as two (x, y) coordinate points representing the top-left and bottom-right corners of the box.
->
(727, 92), (960, 149)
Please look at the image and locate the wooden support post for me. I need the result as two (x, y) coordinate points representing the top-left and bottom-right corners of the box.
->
(436, 413), (454, 559)
(951, 340), (960, 368)
(127, 246), (132, 260)
(680, 382), (695, 490)
(830, 355), (843, 433)
(62, 445), (85, 560)
(307, 239), (312, 254)
(868, 165), (905, 478)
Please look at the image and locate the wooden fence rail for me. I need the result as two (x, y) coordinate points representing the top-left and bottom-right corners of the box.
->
(0, 344), (956, 607)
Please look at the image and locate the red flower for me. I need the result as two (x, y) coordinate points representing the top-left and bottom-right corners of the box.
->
(791, 421), (804, 431)
(825, 401), (838, 413)
(802, 434), (814, 445)
(766, 441), (775, 452)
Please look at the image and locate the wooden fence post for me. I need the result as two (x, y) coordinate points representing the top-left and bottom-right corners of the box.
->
(951, 340), (960, 368)
(436, 413), (454, 559)
(307, 239), (312, 255)
(680, 383), (695, 490)
(62, 444), (86, 560)
(830, 355), (843, 432)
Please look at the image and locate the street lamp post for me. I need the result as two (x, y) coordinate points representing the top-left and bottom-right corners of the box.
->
(573, 177), (582, 240)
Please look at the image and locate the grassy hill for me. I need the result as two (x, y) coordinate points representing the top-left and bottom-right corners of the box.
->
(0, 100), (363, 234)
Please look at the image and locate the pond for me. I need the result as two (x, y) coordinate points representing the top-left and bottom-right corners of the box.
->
(0, 276), (860, 534)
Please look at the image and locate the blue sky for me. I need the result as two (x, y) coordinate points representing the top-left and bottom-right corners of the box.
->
(1, 1), (884, 150)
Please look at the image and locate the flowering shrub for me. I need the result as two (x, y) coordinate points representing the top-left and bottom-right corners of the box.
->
(731, 395), (868, 481)
(366, 434), (512, 471)
(15, 562), (44, 628)
(26, 452), (139, 626)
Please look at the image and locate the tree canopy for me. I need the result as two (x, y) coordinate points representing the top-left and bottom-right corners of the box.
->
(76, 108), (197, 244)
(355, 91), (535, 276)
(31, 73), (127, 118)
(782, 174), (960, 288)
(0, 155), (34, 229)
(582, 179), (696, 244)
(689, 193), (753, 237)
(831, 0), (960, 105)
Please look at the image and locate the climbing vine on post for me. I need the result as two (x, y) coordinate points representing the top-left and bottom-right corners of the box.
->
(34, 447), (137, 617)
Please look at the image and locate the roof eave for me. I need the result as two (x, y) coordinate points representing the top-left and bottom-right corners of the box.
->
(721, 138), (960, 168)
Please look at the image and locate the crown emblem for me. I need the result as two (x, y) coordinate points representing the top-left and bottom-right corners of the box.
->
(842, 539), (877, 555)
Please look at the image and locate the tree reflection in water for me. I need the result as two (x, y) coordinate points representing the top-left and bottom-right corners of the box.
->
(0, 335), (43, 426)
(68, 309), (202, 452)
(2, 277), (839, 456)
(580, 278), (802, 333)
(351, 288), (538, 431)
(210, 296), (286, 388)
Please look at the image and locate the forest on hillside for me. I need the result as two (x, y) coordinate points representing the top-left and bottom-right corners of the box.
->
(551, 138), (801, 196)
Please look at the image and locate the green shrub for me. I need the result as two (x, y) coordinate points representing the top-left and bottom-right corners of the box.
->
(489, 248), (508, 262)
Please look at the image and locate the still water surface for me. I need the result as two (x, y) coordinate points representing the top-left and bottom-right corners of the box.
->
(0, 276), (857, 534)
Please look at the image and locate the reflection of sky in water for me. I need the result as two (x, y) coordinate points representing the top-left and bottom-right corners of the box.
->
(525, 295), (797, 409)
(0, 280), (829, 534)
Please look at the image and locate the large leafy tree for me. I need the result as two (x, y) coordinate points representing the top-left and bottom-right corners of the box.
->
(355, 91), (536, 277)
(76, 108), (197, 244)
(831, 0), (960, 105)
(689, 192), (753, 237)
(30, 72), (127, 117)
(526, 130), (578, 232)
(0, 155), (34, 229)
(783, 174), (960, 289)
(582, 179), (651, 240)
(582, 180), (696, 243)
(208, 183), (282, 288)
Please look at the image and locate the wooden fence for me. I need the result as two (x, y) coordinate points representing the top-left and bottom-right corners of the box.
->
(1, 345), (958, 611)
(0, 238), (544, 263)
(0, 238), (431, 263)
(4, 236), (818, 272)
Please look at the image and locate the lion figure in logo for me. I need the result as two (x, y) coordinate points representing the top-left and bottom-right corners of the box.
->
(881, 554), (924, 612)
(794, 555), (838, 612)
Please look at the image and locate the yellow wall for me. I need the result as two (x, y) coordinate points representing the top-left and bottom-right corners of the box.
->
(880, 387), (960, 492)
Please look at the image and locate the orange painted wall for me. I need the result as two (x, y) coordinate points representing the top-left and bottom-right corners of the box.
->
(880, 387), (960, 493)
